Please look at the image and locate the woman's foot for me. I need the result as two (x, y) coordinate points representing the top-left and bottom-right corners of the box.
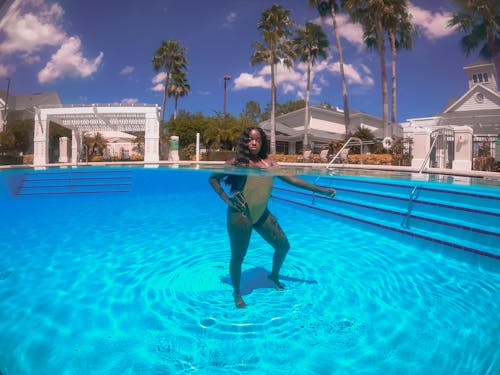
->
(268, 274), (285, 291)
(233, 292), (246, 308)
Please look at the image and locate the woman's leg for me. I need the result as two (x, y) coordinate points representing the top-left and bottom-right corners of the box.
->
(253, 210), (290, 290)
(227, 208), (252, 307)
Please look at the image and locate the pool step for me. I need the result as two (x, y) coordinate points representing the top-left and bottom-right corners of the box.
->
(272, 176), (500, 260)
(9, 170), (133, 197)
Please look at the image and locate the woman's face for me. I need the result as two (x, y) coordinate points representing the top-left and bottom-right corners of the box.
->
(248, 129), (262, 156)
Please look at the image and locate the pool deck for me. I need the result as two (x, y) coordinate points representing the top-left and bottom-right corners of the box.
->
(1, 160), (499, 181)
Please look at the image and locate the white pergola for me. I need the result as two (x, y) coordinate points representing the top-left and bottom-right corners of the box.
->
(33, 104), (160, 166)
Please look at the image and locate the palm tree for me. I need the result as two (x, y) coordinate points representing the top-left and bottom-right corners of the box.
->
(309, 0), (351, 126)
(448, 0), (500, 85)
(251, 5), (296, 154)
(168, 69), (190, 120)
(342, 0), (392, 139)
(83, 132), (107, 160)
(294, 21), (329, 146)
(360, 0), (415, 133)
(386, 3), (415, 129)
(151, 40), (188, 123)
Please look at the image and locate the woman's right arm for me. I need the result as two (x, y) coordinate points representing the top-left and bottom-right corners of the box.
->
(208, 173), (233, 207)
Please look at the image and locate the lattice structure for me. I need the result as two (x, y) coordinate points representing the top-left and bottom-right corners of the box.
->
(33, 104), (160, 166)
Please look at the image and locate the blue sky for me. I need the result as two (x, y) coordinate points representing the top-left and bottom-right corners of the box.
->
(0, 0), (485, 122)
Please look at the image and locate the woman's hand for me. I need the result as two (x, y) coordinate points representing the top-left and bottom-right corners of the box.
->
(320, 187), (336, 197)
(231, 192), (249, 215)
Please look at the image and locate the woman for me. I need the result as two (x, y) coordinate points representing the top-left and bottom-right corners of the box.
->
(209, 127), (336, 308)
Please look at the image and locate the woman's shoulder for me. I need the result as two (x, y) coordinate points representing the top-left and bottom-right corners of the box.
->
(263, 157), (278, 167)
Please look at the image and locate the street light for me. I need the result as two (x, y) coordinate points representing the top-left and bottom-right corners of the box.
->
(223, 74), (231, 116)
(2, 78), (10, 130)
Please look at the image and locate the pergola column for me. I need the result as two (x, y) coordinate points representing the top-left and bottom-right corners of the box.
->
(33, 108), (49, 166)
(71, 129), (80, 164)
(144, 110), (159, 163)
(58, 137), (69, 163)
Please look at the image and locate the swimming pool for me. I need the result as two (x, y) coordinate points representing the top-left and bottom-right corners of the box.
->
(0, 167), (498, 374)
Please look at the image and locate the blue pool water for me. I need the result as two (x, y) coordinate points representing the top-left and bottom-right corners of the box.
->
(0, 167), (499, 374)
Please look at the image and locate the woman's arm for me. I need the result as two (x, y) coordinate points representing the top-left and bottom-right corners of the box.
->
(208, 173), (234, 207)
(277, 175), (336, 197)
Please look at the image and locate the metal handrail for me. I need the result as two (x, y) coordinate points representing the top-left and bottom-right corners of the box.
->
(418, 134), (439, 173)
(402, 185), (419, 228)
(326, 137), (363, 169)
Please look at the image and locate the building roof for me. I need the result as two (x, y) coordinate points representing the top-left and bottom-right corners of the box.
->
(259, 104), (385, 143)
(0, 90), (61, 113)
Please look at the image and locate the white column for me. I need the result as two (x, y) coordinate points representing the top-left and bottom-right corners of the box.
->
(169, 136), (179, 161)
(196, 132), (200, 162)
(71, 130), (80, 164)
(452, 126), (473, 171)
(58, 136), (69, 163)
(33, 108), (49, 166)
(411, 129), (431, 169)
(144, 110), (159, 163)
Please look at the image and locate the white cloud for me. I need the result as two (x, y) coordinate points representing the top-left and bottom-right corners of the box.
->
(226, 12), (237, 24)
(0, 0), (105, 84)
(408, 3), (454, 40)
(0, 0), (66, 58)
(151, 72), (166, 91)
(121, 98), (138, 105)
(233, 72), (269, 90)
(38, 36), (104, 84)
(152, 83), (164, 92)
(0, 63), (11, 78)
(233, 55), (374, 99)
(120, 65), (135, 75)
(315, 14), (364, 50)
(220, 11), (237, 29)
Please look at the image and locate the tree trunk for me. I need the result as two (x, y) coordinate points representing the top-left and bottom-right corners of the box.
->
(389, 31), (397, 135)
(270, 62), (277, 154)
(304, 58), (312, 147)
(330, 0), (350, 127)
(161, 71), (170, 123)
(174, 95), (179, 120)
(376, 16), (389, 138)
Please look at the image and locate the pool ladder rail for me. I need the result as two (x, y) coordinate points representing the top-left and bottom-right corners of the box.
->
(272, 176), (500, 261)
(9, 170), (133, 197)
(402, 185), (420, 228)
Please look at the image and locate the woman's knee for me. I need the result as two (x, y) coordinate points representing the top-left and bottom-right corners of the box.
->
(276, 238), (290, 254)
(230, 252), (246, 265)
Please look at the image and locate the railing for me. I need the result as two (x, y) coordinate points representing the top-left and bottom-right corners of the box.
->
(418, 132), (440, 173)
(326, 137), (363, 168)
(401, 185), (419, 228)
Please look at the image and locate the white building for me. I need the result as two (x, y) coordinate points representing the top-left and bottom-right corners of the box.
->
(259, 104), (391, 154)
(0, 90), (160, 165)
(401, 61), (499, 170)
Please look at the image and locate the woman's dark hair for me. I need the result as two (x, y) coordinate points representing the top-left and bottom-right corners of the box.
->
(224, 127), (269, 192)
(234, 126), (268, 167)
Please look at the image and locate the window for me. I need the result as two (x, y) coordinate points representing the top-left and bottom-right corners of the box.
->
(473, 74), (478, 83)
(483, 73), (489, 82)
(478, 74), (483, 82)
(276, 141), (289, 154)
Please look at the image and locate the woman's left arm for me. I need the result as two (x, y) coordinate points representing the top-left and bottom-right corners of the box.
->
(277, 175), (336, 197)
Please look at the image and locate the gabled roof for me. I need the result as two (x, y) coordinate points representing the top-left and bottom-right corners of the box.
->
(443, 84), (500, 113)
(0, 90), (61, 112)
(13, 92), (61, 110)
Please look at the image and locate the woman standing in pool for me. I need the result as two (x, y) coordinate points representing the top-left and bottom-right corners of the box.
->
(209, 127), (336, 308)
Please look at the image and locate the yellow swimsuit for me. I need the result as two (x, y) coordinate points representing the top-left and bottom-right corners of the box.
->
(241, 175), (274, 224)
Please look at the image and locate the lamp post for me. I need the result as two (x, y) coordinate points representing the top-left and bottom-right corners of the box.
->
(223, 74), (231, 116)
(2, 77), (10, 130)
